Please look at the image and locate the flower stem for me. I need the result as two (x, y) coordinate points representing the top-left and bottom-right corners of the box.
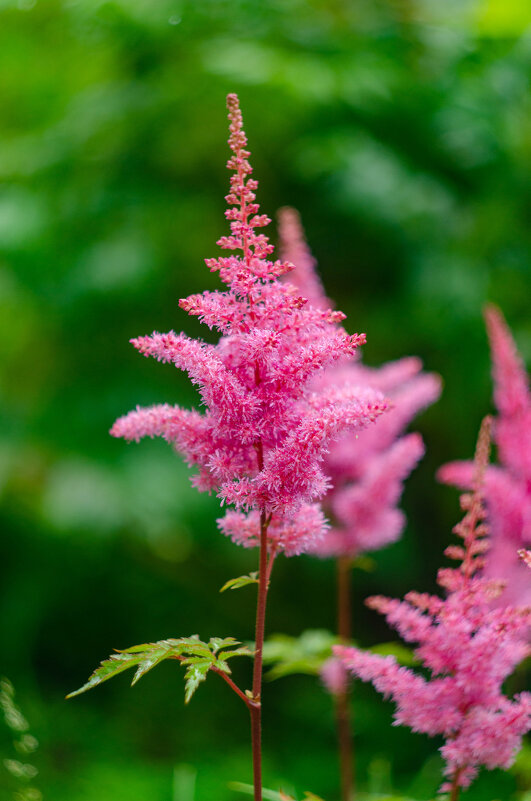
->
(250, 511), (271, 801)
(336, 556), (355, 801)
(449, 770), (462, 801)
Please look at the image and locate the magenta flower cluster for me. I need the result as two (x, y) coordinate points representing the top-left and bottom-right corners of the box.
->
(439, 305), (531, 606)
(111, 95), (386, 557)
(336, 419), (531, 793)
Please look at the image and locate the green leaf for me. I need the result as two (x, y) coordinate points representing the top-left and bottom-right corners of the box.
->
(131, 645), (175, 685)
(217, 645), (255, 661)
(351, 555), (376, 573)
(184, 659), (211, 704)
(66, 652), (146, 698)
(208, 636), (240, 653)
(68, 634), (253, 703)
(220, 572), (259, 592)
(228, 782), (294, 801)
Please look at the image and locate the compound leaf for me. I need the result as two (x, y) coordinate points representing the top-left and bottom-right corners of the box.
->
(68, 634), (254, 703)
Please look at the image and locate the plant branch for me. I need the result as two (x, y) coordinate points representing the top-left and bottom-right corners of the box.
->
(211, 667), (259, 710)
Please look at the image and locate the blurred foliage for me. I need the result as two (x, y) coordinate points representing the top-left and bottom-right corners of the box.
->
(0, 0), (530, 799)
(263, 630), (340, 680)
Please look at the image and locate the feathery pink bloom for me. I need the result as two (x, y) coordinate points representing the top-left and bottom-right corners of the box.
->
(111, 96), (387, 556)
(335, 419), (531, 794)
(438, 305), (531, 605)
(320, 656), (349, 696)
(277, 207), (441, 558)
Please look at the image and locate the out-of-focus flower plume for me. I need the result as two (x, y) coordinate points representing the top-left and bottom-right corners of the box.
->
(277, 206), (441, 558)
(438, 305), (531, 605)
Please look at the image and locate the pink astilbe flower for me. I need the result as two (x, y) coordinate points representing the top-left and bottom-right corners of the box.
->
(438, 305), (531, 605)
(111, 96), (387, 557)
(277, 207), (441, 558)
(320, 656), (349, 696)
(335, 418), (531, 795)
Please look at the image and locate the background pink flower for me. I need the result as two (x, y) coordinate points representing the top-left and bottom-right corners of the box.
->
(278, 207), (441, 558)
(439, 305), (531, 605)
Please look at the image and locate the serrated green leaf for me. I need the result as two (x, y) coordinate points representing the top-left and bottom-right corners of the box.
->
(132, 646), (173, 685)
(219, 646), (255, 660)
(166, 636), (201, 646)
(208, 636), (240, 653)
(180, 645), (213, 659)
(184, 660), (211, 704)
(68, 634), (250, 702)
(220, 573), (259, 592)
(66, 652), (145, 698)
(117, 642), (161, 654)
(180, 655), (216, 671)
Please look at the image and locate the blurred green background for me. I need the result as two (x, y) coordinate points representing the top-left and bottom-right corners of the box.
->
(1, 0), (530, 799)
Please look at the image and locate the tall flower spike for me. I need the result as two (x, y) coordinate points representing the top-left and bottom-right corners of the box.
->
(277, 206), (441, 559)
(277, 207), (332, 311)
(336, 417), (531, 796)
(438, 305), (531, 606)
(111, 97), (387, 557)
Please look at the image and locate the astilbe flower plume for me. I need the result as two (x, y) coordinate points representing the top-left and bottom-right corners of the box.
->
(335, 418), (531, 796)
(438, 305), (531, 606)
(111, 96), (387, 557)
(277, 207), (441, 559)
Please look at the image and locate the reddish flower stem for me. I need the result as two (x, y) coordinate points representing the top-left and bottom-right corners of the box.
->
(250, 511), (271, 801)
(336, 556), (355, 801)
(449, 769), (462, 801)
